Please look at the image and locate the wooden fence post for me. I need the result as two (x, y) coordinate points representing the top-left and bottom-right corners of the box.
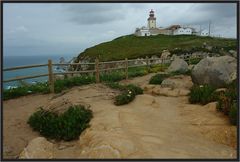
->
(95, 58), (100, 83)
(48, 59), (54, 93)
(125, 58), (128, 80)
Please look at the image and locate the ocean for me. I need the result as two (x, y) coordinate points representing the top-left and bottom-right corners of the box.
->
(3, 54), (75, 89)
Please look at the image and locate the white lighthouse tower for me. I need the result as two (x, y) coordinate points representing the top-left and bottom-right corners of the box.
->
(148, 9), (156, 29)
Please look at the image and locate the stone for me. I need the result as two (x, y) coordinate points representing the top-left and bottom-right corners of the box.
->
(191, 56), (237, 88)
(43, 98), (73, 115)
(161, 75), (193, 90)
(161, 50), (171, 59)
(19, 137), (54, 159)
(167, 58), (188, 73)
(188, 65), (194, 70)
(229, 50), (237, 58)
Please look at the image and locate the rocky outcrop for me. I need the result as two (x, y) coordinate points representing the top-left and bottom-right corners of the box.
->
(229, 50), (237, 58)
(161, 50), (171, 59)
(144, 75), (193, 97)
(19, 137), (54, 159)
(167, 58), (188, 73)
(161, 75), (193, 90)
(191, 56), (237, 88)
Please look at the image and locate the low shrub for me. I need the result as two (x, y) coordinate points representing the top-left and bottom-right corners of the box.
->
(54, 75), (95, 93)
(105, 82), (125, 90)
(216, 79), (237, 115)
(148, 64), (168, 73)
(128, 67), (148, 78)
(28, 105), (93, 141)
(3, 82), (50, 100)
(229, 102), (237, 125)
(149, 74), (169, 84)
(126, 84), (143, 95)
(189, 84), (216, 105)
(106, 82), (143, 106)
(114, 90), (135, 106)
(169, 70), (191, 76)
(100, 71), (125, 82)
(189, 58), (201, 65)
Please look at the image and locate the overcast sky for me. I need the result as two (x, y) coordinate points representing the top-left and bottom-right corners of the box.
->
(3, 3), (237, 56)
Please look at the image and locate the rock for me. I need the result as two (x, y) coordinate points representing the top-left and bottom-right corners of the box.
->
(151, 87), (190, 97)
(43, 98), (73, 115)
(215, 88), (227, 93)
(167, 58), (188, 73)
(19, 137), (54, 159)
(170, 54), (179, 61)
(229, 50), (237, 58)
(191, 56), (237, 88)
(161, 75), (193, 90)
(161, 50), (171, 59)
(188, 65), (194, 70)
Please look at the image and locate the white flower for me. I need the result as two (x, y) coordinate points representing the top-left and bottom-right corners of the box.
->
(200, 85), (203, 88)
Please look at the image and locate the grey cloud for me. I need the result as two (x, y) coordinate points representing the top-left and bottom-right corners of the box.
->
(63, 4), (127, 25)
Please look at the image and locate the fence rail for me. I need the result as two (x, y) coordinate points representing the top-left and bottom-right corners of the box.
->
(3, 55), (204, 93)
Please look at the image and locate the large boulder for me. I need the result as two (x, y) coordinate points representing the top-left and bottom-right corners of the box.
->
(191, 56), (237, 88)
(167, 58), (188, 73)
(19, 137), (54, 159)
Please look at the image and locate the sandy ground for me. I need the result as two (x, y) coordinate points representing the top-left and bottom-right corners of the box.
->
(3, 73), (237, 159)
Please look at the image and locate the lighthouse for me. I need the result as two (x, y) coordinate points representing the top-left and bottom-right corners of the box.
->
(148, 9), (156, 29)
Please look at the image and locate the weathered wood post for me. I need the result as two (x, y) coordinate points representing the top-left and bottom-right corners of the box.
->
(48, 59), (54, 93)
(125, 58), (128, 80)
(95, 58), (100, 83)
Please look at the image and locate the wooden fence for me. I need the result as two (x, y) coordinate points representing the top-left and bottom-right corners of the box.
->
(3, 55), (204, 93)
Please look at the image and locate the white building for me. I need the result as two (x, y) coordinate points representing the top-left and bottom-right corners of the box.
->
(200, 29), (209, 36)
(135, 27), (151, 36)
(173, 27), (193, 35)
(134, 9), (209, 37)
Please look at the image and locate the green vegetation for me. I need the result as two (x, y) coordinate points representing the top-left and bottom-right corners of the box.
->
(4, 64), (167, 100)
(148, 64), (170, 73)
(216, 80), (237, 125)
(28, 105), (93, 141)
(106, 82), (143, 106)
(169, 70), (192, 76)
(189, 80), (237, 125)
(229, 102), (237, 125)
(3, 82), (50, 100)
(189, 57), (202, 65)
(77, 34), (236, 62)
(54, 74), (96, 93)
(189, 84), (217, 105)
(149, 74), (170, 84)
(115, 90), (136, 106)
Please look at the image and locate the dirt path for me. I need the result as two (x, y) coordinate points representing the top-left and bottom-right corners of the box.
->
(3, 73), (237, 159)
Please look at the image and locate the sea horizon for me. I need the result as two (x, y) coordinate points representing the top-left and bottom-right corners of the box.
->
(3, 54), (76, 89)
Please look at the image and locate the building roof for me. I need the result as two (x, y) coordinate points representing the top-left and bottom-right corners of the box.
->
(165, 25), (181, 30)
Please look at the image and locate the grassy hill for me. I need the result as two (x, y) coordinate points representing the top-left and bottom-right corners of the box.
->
(76, 34), (237, 62)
